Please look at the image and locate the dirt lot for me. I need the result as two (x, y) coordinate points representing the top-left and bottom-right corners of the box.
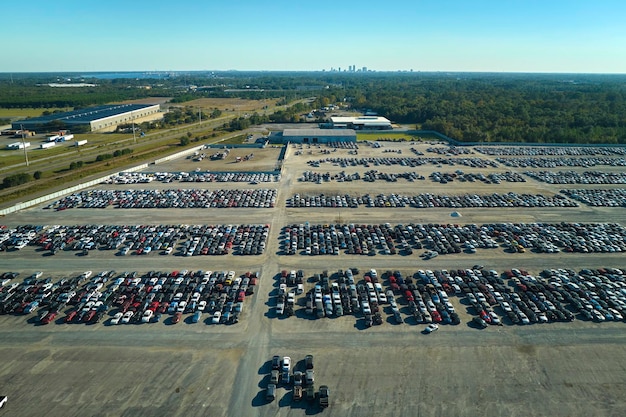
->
(149, 146), (282, 173)
(180, 98), (278, 113)
(1, 140), (625, 417)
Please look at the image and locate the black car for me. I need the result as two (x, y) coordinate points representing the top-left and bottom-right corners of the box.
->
(271, 355), (281, 370)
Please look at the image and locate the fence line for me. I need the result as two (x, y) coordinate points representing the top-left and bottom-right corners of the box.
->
(0, 163), (148, 216)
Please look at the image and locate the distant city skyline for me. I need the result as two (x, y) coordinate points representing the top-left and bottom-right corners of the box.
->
(2, 0), (626, 74)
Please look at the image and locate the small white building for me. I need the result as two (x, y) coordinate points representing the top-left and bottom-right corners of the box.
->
(329, 116), (392, 130)
(271, 128), (357, 144)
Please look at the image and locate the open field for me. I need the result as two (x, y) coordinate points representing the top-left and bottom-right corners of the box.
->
(1, 139), (626, 417)
(181, 98), (279, 112)
(0, 108), (71, 118)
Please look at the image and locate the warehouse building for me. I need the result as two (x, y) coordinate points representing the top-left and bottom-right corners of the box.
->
(270, 128), (357, 144)
(328, 116), (392, 130)
(12, 103), (160, 132)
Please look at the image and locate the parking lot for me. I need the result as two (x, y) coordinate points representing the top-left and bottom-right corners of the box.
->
(1, 140), (626, 417)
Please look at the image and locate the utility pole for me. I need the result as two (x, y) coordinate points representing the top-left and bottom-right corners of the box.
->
(132, 112), (137, 144)
(20, 124), (29, 166)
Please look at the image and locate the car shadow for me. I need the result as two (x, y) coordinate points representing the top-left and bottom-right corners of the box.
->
(294, 308), (317, 321)
(258, 360), (271, 376)
(257, 374), (271, 389)
(279, 390), (294, 407)
(353, 318), (370, 330)
(251, 389), (271, 407)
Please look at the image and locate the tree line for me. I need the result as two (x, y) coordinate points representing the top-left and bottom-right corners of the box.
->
(2, 72), (625, 144)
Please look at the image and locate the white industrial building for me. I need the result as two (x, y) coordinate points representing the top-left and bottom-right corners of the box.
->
(329, 116), (392, 130)
(270, 128), (357, 144)
(12, 104), (160, 132)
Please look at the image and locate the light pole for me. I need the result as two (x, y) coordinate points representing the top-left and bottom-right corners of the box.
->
(132, 112), (137, 144)
(20, 124), (29, 166)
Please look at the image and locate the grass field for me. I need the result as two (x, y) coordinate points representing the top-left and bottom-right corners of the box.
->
(0, 108), (71, 118)
(181, 98), (277, 112)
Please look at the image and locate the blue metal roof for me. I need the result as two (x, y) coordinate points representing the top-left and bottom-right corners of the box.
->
(16, 104), (157, 125)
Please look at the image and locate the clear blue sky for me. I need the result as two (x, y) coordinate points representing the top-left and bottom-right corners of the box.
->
(3, 0), (625, 73)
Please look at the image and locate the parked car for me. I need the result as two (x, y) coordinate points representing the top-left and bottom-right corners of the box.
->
(293, 385), (303, 401)
(212, 311), (221, 324)
(110, 312), (123, 325)
(266, 384), (276, 401)
(305, 369), (315, 386)
(271, 355), (281, 370)
(270, 369), (280, 385)
(293, 370), (303, 386)
(424, 323), (439, 333)
(319, 385), (330, 408)
(282, 356), (291, 372)
(121, 311), (133, 324)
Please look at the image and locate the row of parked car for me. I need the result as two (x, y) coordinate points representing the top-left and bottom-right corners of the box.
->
(424, 146), (473, 155)
(299, 170), (426, 183)
(460, 267), (626, 326)
(495, 156), (626, 168)
(524, 170), (626, 185)
(475, 146), (626, 156)
(104, 171), (280, 184)
(0, 223), (270, 257)
(282, 268), (461, 327)
(287, 191), (578, 209)
(429, 171), (526, 184)
(266, 354), (328, 407)
(273, 266), (626, 329)
(307, 156), (498, 169)
(47, 188), (277, 210)
(281, 221), (626, 257)
(561, 189), (626, 208)
(0, 269), (259, 326)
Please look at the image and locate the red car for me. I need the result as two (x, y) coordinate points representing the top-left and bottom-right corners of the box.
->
(83, 310), (96, 323)
(404, 290), (414, 302)
(431, 311), (442, 323)
(237, 291), (246, 302)
(172, 312), (182, 324)
(480, 311), (492, 324)
(41, 312), (57, 325)
(64, 310), (78, 323)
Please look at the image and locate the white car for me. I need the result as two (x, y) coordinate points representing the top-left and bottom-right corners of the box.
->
(212, 311), (221, 324)
(110, 312), (123, 325)
(197, 300), (207, 312)
(141, 310), (154, 323)
(282, 356), (291, 372)
(121, 311), (133, 324)
(424, 323), (439, 333)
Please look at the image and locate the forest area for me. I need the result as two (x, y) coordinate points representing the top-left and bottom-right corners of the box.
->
(333, 73), (626, 144)
(1, 71), (625, 144)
